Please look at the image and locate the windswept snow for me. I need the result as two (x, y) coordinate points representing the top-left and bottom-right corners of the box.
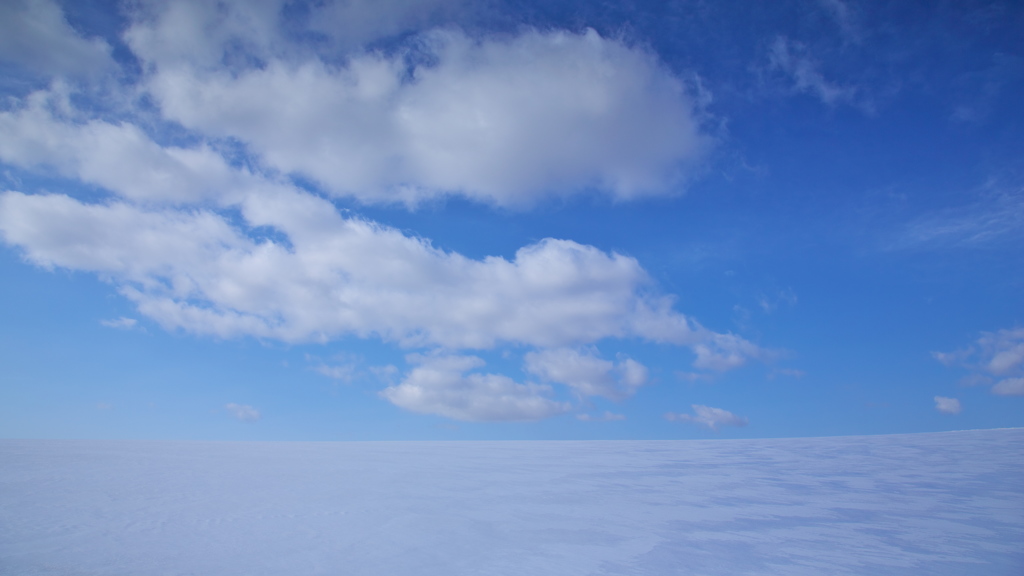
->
(1, 429), (1022, 575)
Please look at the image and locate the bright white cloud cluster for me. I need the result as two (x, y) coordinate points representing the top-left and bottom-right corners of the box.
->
(0, 189), (745, 354)
(0, 0), (761, 422)
(666, 405), (748, 431)
(934, 328), (1024, 397)
(127, 25), (707, 206)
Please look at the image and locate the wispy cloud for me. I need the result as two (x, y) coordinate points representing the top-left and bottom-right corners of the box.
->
(817, 0), (862, 43)
(577, 411), (626, 422)
(307, 353), (362, 383)
(891, 187), (1024, 250)
(226, 403), (261, 422)
(666, 405), (748, 431)
(100, 317), (137, 329)
(757, 288), (797, 314)
(992, 378), (1024, 397)
(768, 36), (863, 109)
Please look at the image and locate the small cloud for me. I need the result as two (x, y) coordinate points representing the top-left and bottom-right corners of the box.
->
(676, 371), (715, 383)
(95, 402), (112, 410)
(524, 347), (648, 401)
(380, 354), (569, 422)
(768, 36), (862, 109)
(307, 352), (361, 382)
(226, 403), (261, 422)
(666, 404), (748, 431)
(934, 327), (1024, 398)
(577, 411), (626, 422)
(100, 317), (137, 329)
(757, 288), (797, 314)
(934, 396), (962, 415)
(313, 362), (356, 382)
(768, 368), (806, 379)
(992, 378), (1024, 396)
(817, 0), (862, 42)
(370, 364), (400, 384)
(932, 349), (969, 367)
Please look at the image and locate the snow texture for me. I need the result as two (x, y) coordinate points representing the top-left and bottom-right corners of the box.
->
(1, 429), (1022, 575)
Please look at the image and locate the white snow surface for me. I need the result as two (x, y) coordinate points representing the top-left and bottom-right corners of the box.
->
(1, 429), (1022, 575)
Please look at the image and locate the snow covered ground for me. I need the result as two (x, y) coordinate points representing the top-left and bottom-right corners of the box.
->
(1, 429), (1021, 575)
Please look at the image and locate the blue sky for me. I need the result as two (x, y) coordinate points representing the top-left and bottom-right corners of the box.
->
(0, 0), (1021, 440)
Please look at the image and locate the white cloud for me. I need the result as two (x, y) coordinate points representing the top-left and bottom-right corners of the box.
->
(0, 90), (260, 205)
(757, 288), (797, 314)
(933, 396), (962, 415)
(131, 25), (709, 207)
(768, 368), (806, 379)
(934, 327), (1024, 398)
(308, 352), (362, 382)
(0, 0), (114, 78)
(226, 402), (261, 421)
(577, 411), (626, 422)
(817, 0), (861, 42)
(313, 363), (357, 382)
(666, 404), (748, 431)
(768, 36), (859, 108)
(892, 187), (1024, 250)
(380, 354), (569, 421)
(0, 1), (766, 423)
(992, 378), (1024, 397)
(124, 0), (463, 69)
(691, 333), (765, 371)
(0, 190), (760, 363)
(100, 317), (138, 329)
(524, 348), (648, 400)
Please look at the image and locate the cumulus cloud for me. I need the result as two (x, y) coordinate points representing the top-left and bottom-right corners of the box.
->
(0, 189), (760, 362)
(0, 0), (114, 78)
(0, 0), (765, 422)
(226, 402), (261, 421)
(129, 21), (709, 206)
(524, 348), (648, 400)
(380, 354), (569, 421)
(0, 91), (257, 204)
(933, 396), (962, 415)
(666, 404), (748, 431)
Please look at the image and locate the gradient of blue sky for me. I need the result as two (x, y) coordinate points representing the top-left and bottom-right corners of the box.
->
(0, 0), (1021, 440)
